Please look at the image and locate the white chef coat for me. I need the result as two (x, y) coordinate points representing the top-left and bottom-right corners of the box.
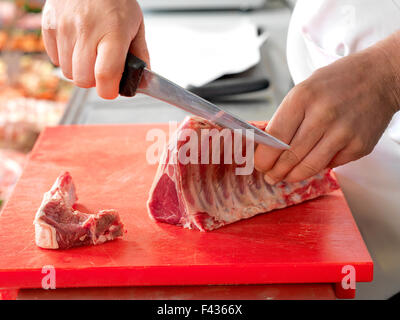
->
(287, 0), (400, 299)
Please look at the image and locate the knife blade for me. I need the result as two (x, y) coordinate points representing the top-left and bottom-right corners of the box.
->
(119, 53), (289, 150)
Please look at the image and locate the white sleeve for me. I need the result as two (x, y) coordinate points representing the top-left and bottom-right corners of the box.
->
(287, 0), (400, 84)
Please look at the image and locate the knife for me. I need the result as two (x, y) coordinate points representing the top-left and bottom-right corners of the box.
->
(119, 53), (289, 150)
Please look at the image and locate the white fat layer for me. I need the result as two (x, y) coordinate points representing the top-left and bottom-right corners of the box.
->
(34, 222), (59, 249)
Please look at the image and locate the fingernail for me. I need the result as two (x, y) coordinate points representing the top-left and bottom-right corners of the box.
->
(264, 173), (277, 185)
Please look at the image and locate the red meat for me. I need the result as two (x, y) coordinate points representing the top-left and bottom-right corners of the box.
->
(147, 116), (339, 231)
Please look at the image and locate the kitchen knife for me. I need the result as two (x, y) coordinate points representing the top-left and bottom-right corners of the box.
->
(119, 53), (289, 150)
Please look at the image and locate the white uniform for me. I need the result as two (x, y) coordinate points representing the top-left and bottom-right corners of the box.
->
(287, 0), (400, 299)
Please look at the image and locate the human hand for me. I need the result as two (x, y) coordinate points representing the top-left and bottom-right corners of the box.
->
(41, 0), (149, 99)
(254, 33), (400, 184)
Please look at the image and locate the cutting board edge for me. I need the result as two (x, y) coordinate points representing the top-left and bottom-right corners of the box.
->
(0, 260), (373, 289)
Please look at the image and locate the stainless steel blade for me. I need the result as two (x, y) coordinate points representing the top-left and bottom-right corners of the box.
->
(138, 68), (289, 149)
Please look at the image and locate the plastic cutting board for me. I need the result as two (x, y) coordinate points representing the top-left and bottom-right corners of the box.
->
(0, 124), (373, 299)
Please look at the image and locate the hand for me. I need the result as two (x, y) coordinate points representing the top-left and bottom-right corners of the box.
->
(254, 32), (400, 184)
(41, 0), (150, 99)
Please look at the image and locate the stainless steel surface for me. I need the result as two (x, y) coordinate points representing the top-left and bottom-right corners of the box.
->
(59, 87), (90, 125)
(60, 3), (293, 126)
(139, 68), (289, 149)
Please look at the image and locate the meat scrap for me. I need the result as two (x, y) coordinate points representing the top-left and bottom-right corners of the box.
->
(34, 172), (124, 249)
(147, 116), (339, 231)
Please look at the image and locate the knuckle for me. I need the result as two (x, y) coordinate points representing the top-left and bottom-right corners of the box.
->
(74, 14), (94, 36)
(103, 11), (125, 30)
(350, 137), (371, 158)
(289, 82), (314, 106)
(73, 78), (95, 88)
(58, 18), (72, 34)
(109, 16), (124, 29)
(299, 160), (320, 177)
(337, 126), (354, 139)
(293, 84), (340, 126)
(309, 98), (339, 125)
(75, 13), (90, 27)
(279, 149), (301, 167)
(321, 104), (339, 123)
(332, 127), (353, 147)
(266, 150), (302, 182)
(95, 70), (115, 82)
(266, 170), (282, 182)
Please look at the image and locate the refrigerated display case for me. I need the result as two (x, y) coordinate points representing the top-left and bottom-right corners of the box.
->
(0, 0), (75, 211)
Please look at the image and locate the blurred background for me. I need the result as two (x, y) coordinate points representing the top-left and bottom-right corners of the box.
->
(0, 0), (294, 210)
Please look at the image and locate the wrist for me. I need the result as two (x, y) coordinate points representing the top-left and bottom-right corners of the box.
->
(372, 31), (400, 113)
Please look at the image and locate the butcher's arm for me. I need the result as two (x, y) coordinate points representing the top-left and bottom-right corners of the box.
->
(254, 31), (400, 184)
(41, 0), (149, 99)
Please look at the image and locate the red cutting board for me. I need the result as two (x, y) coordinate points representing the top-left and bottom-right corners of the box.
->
(0, 124), (373, 298)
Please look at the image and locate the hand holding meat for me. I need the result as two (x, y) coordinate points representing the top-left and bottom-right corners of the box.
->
(41, 0), (149, 99)
(254, 32), (400, 184)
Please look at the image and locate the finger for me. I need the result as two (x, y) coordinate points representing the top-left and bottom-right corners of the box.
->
(41, 1), (59, 65)
(72, 36), (97, 88)
(327, 148), (352, 168)
(284, 133), (346, 182)
(254, 90), (305, 174)
(129, 21), (150, 68)
(42, 28), (59, 66)
(327, 131), (374, 168)
(262, 116), (325, 184)
(95, 33), (130, 99)
(57, 29), (76, 79)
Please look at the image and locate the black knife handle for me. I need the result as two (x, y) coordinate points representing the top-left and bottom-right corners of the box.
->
(119, 53), (147, 97)
(187, 77), (270, 100)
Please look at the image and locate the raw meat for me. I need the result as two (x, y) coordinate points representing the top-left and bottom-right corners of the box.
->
(147, 116), (339, 231)
(34, 172), (124, 249)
